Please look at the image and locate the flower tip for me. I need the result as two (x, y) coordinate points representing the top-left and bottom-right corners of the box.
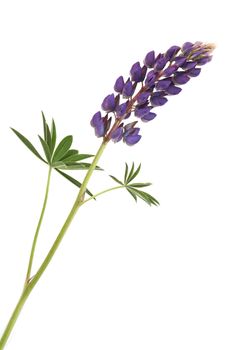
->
(206, 42), (216, 52)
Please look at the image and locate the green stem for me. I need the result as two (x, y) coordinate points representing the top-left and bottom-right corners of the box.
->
(24, 166), (52, 288)
(81, 185), (125, 205)
(0, 141), (107, 350)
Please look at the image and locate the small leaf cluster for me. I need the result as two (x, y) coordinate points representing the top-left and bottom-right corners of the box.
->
(11, 112), (95, 195)
(110, 163), (159, 206)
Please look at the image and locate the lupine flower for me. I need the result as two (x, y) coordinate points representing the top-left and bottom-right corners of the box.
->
(91, 41), (215, 146)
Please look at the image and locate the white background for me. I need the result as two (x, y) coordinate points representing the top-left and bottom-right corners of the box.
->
(0, 0), (232, 349)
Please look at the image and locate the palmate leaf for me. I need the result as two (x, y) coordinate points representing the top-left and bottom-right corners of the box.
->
(11, 128), (46, 163)
(12, 114), (100, 198)
(110, 162), (159, 206)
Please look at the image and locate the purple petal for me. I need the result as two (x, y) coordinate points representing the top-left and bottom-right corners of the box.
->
(141, 112), (157, 122)
(124, 127), (140, 137)
(101, 94), (116, 112)
(173, 73), (190, 85)
(111, 127), (123, 143)
(163, 64), (178, 77)
(196, 56), (212, 65)
(124, 121), (138, 131)
(124, 134), (141, 146)
(182, 42), (193, 54)
(144, 51), (156, 68)
(90, 111), (102, 127)
(145, 71), (157, 87)
(122, 80), (134, 98)
(165, 45), (180, 60)
(94, 121), (105, 137)
(174, 56), (187, 67)
(137, 92), (150, 105)
(187, 67), (201, 77)
(191, 49), (205, 59)
(166, 84), (182, 95)
(130, 62), (143, 82)
(156, 78), (172, 90)
(114, 76), (124, 93)
(135, 105), (152, 118)
(154, 55), (168, 71)
(181, 61), (196, 70)
(150, 93), (168, 106)
(116, 101), (129, 117)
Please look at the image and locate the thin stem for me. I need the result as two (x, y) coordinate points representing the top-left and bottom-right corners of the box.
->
(0, 141), (107, 350)
(24, 166), (52, 288)
(81, 185), (125, 205)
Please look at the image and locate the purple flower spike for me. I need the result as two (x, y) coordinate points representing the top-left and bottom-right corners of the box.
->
(173, 73), (190, 85)
(91, 41), (214, 145)
(150, 92), (168, 106)
(114, 76), (124, 93)
(122, 80), (134, 98)
(141, 112), (157, 122)
(101, 94), (116, 112)
(130, 62), (143, 82)
(165, 45), (180, 60)
(137, 92), (150, 105)
(166, 84), (182, 95)
(144, 50), (156, 68)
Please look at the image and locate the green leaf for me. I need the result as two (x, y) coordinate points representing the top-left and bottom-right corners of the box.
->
(57, 162), (92, 170)
(128, 163), (141, 183)
(55, 169), (94, 197)
(38, 136), (51, 163)
(41, 112), (52, 152)
(52, 135), (73, 162)
(109, 175), (124, 185)
(46, 124), (52, 151)
(60, 149), (79, 160)
(42, 111), (47, 141)
(129, 182), (152, 188)
(128, 187), (159, 206)
(61, 153), (93, 163)
(127, 162), (135, 184)
(124, 163), (129, 184)
(11, 128), (46, 163)
(126, 188), (137, 202)
(51, 119), (57, 153)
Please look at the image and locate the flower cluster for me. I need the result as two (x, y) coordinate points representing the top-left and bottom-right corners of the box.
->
(91, 41), (215, 145)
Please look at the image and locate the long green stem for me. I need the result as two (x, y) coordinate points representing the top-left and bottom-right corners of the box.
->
(81, 185), (125, 205)
(24, 166), (52, 288)
(0, 141), (107, 350)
